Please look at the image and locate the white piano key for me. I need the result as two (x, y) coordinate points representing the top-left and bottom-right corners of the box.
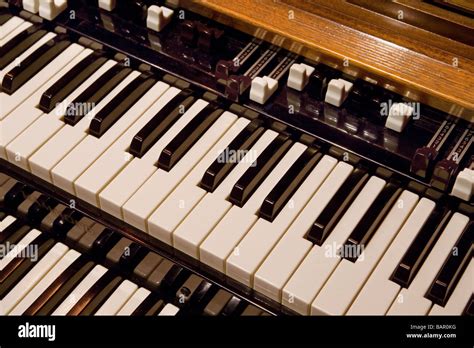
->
(122, 111), (237, 231)
(227, 155), (337, 287)
(0, 20), (31, 47)
(158, 303), (180, 316)
(116, 287), (151, 315)
(347, 198), (436, 315)
(0, 42), (84, 123)
(429, 260), (473, 315)
(0, 215), (16, 232)
(310, 190), (419, 315)
(0, 16), (24, 40)
(5, 51), (116, 170)
(95, 279), (138, 315)
(52, 264), (108, 315)
(0, 31), (56, 81)
(0, 229), (40, 271)
(10, 249), (80, 315)
(98, 91), (202, 218)
(387, 213), (469, 315)
(148, 117), (251, 245)
(51, 79), (168, 194)
(199, 143), (306, 274)
(253, 162), (352, 302)
(0, 44), (85, 155)
(73, 86), (179, 206)
(278, 176), (386, 315)
(28, 70), (139, 183)
(0, 242), (68, 315)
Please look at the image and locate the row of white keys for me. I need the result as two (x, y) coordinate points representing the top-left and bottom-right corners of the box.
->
(52, 264), (108, 315)
(151, 117), (252, 246)
(0, 215), (16, 232)
(0, 41), (84, 122)
(0, 43), (85, 152)
(5, 57), (117, 170)
(0, 20), (31, 47)
(73, 86), (183, 206)
(0, 229), (40, 271)
(0, 16), (24, 40)
(226, 155), (338, 287)
(51, 77), (168, 194)
(429, 260), (473, 315)
(152, 126), (276, 247)
(311, 190), (419, 315)
(199, 143), (307, 274)
(347, 198), (436, 315)
(95, 280), (138, 315)
(28, 70), (139, 182)
(0, 31), (56, 80)
(0, 242), (69, 314)
(387, 212), (470, 315)
(10, 249), (81, 315)
(253, 162), (353, 302)
(98, 92), (204, 218)
(281, 175), (386, 315)
(122, 110), (238, 231)
(158, 303), (180, 316)
(117, 287), (151, 315)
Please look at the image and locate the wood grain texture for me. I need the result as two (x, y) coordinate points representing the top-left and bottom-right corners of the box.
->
(183, 0), (474, 120)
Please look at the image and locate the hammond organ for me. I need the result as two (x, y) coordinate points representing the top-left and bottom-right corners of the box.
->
(0, 0), (472, 317)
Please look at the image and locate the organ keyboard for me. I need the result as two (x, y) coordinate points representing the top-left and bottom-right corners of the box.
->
(0, 0), (472, 318)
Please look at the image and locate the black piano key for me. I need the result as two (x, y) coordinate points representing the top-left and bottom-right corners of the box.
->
(0, 13), (12, 25)
(63, 65), (131, 126)
(90, 228), (121, 257)
(200, 119), (264, 193)
(426, 222), (473, 306)
(132, 294), (164, 316)
(189, 280), (215, 312)
(27, 194), (58, 225)
(1, 38), (71, 94)
(129, 89), (195, 158)
(35, 260), (95, 315)
(229, 134), (292, 207)
(67, 271), (121, 315)
(38, 53), (107, 113)
(463, 295), (474, 316)
(259, 147), (321, 222)
(0, 27), (46, 70)
(51, 208), (83, 237)
(306, 167), (369, 246)
(161, 265), (189, 296)
(221, 296), (244, 316)
(391, 207), (452, 288)
(3, 182), (34, 211)
(0, 211), (6, 221)
(344, 182), (402, 261)
(0, 236), (54, 299)
(88, 74), (157, 137)
(157, 104), (223, 171)
(118, 243), (148, 272)
(23, 256), (90, 315)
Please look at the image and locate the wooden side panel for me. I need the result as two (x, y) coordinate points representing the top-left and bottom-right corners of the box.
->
(183, 0), (474, 120)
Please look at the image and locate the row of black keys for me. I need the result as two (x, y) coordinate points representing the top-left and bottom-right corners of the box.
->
(0, 178), (269, 316)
